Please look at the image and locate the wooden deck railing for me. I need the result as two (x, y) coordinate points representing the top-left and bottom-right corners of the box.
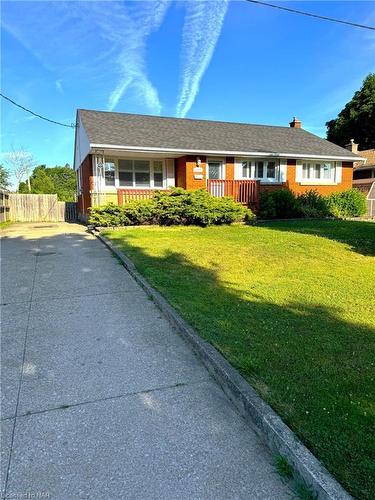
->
(117, 181), (260, 210)
(207, 179), (260, 209)
(117, 189), (168, 205)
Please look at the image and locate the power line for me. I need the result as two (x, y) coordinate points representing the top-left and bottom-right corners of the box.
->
(0, 93), (76, 128)
(244, 0), (375, 31)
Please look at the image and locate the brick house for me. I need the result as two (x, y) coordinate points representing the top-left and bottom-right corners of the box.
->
(348, 141), (375, 195)
(74, 109), (362, 219)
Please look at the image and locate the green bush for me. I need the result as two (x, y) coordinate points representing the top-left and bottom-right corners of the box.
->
(259, 189), (299, 219)
(326, 188), (367, 218)
(88, 203), (130, 227)
(153, 188), (247, 226)
(88, 188), (251, 227)
(296, 190), (330, 218)
(152, 188), (187, 225)
(259, 188), (366, 219)
(122, 199), (156, 225)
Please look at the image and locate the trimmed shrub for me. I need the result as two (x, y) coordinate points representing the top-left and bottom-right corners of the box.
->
(122, 199), (156, 225)
(296, 190), (330, 218)
(244, 209), (257, 224)
(258, 188), (367, 219)
(152, 188), (187, 225)
(88, 188), (251, 227)
(326, 188), (367, 218)
(259, 189), (299, 219)
(88, 203), (130, 227)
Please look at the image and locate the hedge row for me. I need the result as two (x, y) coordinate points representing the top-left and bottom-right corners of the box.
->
(259, 188), (367, 219)
(89, 187), (367, 227)
(88, 188), (255, 227)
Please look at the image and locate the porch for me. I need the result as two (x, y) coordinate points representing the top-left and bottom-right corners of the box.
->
(207, 179), (260, 211)
(115, 179), (260, 211)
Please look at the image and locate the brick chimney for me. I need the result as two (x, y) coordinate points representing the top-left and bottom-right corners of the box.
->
(289, 117), (302, 128)
(345, 139), (358, 153)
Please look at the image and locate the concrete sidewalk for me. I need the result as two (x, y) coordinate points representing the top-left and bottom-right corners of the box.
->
(1, 223), (291, 499)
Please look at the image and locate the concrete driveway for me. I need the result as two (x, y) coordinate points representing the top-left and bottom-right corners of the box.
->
(1, 223), (291, 499)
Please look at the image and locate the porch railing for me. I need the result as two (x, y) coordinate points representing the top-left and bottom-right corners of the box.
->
(117, 189), (167, 205)
(117, 182), (260, 210)
(207, 179), (260, 209)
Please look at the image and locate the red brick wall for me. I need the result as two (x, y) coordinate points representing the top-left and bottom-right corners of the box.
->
(176, 155), (234, 188)
(225, 157), (235, 180)
(175, 156), (187, 189)
(175, 155), (208, 190)
(173, 156), (353, 196)
(285, 159), (353, 195)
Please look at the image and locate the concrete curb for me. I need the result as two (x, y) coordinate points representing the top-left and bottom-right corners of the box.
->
(92, 229), (352, 500)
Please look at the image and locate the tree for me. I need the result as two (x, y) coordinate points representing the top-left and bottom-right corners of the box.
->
(326, 74), (375, 150)
(19, 165), (77, 201)
(0, 165), (10, 190)
(4, 149), (35, 192)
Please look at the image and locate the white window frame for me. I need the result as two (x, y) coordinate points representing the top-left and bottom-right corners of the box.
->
(239, 158), (281, 183)
(207, 157), (225, 179)
(103, 157), (166, 190)
(297, 160), (338, 184)
(104, 159), (116, 188)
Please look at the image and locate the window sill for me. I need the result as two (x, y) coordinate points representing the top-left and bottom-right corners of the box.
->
(259, 181), (283, 184)
(117, 186), (168, 190)
(238, 178), (283, 184)
(299, 181), (337, 186)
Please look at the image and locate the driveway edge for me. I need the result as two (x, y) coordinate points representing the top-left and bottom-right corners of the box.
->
(93, 229), (352, 500)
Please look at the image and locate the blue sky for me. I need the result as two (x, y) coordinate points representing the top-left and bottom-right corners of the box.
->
(1, 1), (374, 169)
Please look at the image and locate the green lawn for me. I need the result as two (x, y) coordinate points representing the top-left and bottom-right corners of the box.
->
(0, 220), (12, 229)
(104, 220), (375, 499)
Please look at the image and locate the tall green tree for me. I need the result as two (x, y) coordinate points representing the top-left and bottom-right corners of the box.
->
(19, 165), (76, 201)
(326, 73), (375, 150)
(0, 165), (10, 190)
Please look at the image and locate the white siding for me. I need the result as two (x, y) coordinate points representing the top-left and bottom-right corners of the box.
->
(74, 115), (91, 171)
(335, 161), (342, 183)
(165, 159), (176, 188)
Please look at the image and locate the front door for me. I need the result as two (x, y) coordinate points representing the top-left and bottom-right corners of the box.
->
(208, 161), (223, 180)
(207, 160), (224, 196)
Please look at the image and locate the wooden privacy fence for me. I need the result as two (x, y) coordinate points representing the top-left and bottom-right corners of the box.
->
(0, 193), (77, 222)
(0, 190), (10, 222)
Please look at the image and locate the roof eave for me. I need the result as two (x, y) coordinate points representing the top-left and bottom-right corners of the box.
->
(89, 143), (362, 162)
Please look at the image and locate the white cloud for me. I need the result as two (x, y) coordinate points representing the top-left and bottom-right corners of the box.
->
(84, 1), (170, 113)
(55, 80), (63, 94)
(176, 1), (228, 118)
(1, 1), (170, 114)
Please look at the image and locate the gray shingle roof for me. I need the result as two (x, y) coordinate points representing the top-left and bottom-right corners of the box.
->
(78, 109), (359, 159)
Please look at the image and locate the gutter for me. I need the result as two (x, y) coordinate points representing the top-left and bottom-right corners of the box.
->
(90, 143), (363, 162)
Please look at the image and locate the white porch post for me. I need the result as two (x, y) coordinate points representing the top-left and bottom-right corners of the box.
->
(93, 152), (105, 206)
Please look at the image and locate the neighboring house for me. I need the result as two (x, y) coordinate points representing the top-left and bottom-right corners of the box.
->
(74, 110), (362, 219)
(349, 142), (375, 195)
(348, 142), (375, 218)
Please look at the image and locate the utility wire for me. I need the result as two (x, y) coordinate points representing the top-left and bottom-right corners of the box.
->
(244, 0), (375, 31)
(0, 93), (76, 128)
(2, 3), (373, 130)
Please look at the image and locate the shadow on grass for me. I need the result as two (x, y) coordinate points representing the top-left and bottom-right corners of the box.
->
(2, 226), (374, 499)
(258, 219), (375, 256)
(107, 230), (375, 500)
